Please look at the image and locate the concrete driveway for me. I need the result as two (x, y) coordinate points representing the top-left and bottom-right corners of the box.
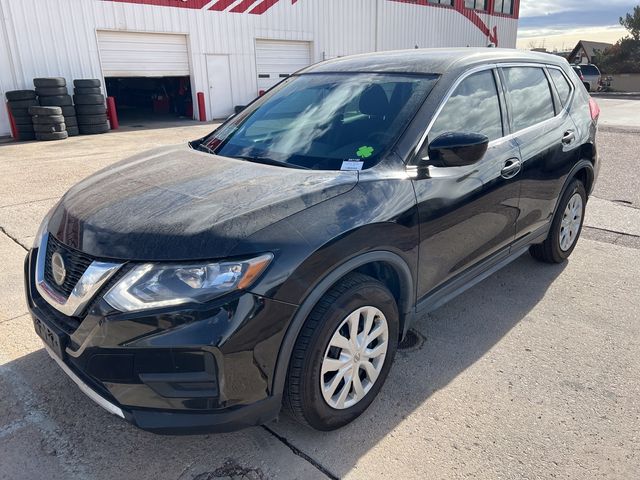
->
(1, 106), (639, 479)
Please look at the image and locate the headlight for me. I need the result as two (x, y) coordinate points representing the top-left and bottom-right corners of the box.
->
(104, 253), (273, 312)
(33, 204), (58, 249)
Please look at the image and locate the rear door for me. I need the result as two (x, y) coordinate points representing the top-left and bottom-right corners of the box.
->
(500, 65), (581, 242)
(412, 68), (522, 300)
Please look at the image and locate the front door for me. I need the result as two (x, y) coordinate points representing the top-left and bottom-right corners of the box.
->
(412, 68), (521, 301)
(206, 55), (234, 119)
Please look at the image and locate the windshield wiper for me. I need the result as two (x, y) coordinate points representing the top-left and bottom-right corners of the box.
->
(194, 142), (215, 155)
(234, 155), (310, 170)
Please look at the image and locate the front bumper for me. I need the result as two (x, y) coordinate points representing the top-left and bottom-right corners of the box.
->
(25, 249), (296, 434)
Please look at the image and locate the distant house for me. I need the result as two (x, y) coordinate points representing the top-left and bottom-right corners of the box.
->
(568, 40), (613, 65)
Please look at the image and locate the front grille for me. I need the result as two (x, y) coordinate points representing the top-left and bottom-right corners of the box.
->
(44, 235), (94, 298)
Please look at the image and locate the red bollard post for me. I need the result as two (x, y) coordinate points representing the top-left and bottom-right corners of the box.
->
(106, 96), (119, 130)
(6, 102), (18, 140)
(197, 92), (206, 121)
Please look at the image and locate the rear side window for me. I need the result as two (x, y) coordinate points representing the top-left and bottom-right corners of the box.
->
(429, 70), (503, 142)
(502, 67), (555, 132)
(548, 68), (573, 106)
(580, 65), (600, 76)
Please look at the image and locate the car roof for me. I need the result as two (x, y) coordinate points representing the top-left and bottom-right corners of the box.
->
(301, 48), (569, 75)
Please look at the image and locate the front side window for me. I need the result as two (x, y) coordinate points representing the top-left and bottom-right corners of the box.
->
(429, 70), (503, 143)
(428, 0), (454, 5)
(202, 73), (437, 170)
(502, 67), (555, 132)
(548, 68), (573, 107)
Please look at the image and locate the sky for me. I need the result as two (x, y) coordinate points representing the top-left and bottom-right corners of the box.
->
(516, 0), (637, 51)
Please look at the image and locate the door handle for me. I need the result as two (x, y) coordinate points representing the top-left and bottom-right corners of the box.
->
(501, 158), (521, 179)
(562, 130), (576, 144)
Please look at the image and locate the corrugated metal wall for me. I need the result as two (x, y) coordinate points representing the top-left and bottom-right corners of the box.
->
(0, 0), (519, 137)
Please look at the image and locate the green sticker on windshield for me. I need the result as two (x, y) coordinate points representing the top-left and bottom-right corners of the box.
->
(356, 146), (374, 158)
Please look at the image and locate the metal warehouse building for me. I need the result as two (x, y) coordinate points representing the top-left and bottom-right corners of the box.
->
(0, 0), (520, 137)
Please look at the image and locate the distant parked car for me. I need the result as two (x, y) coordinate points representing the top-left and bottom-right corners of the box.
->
(572, 65), (584, 82)
(577, 64), (601, 92)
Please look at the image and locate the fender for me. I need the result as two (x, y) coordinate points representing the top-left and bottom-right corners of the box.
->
(553, 159), (595, 217)
(270, 250), (415, 396)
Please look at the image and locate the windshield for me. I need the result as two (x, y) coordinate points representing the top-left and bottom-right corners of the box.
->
(200, 73), (438, 170)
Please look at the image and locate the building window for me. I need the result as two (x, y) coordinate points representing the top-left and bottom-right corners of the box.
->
(428, 0), (454, 6)
(464, 0), (487, 10)
(494, 0), (514, 15)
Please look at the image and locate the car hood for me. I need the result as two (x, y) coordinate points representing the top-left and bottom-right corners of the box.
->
(48, 145), (358, 261)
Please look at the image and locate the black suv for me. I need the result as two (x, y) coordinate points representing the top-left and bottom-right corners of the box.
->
(25, 49), (600, 434)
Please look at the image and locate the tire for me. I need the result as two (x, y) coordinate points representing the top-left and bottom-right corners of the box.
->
(33, 77), (66, 88)
(583, 82), (591, 92)
(64, 116), (78, 127)
(6, 90), (36, 101)
(36, 86), (69, 97)
(29, 105), (62, 116)
(78, 114), (108, 125)
(79, 123), (110, 135)
(17, 132), (36, 141)
(32, 115), (65, 125)
(73, 94), (105, 105)
(39, 95), (73, 106)
(61, 106), (76, 117)
(530, 179), (587, 264)
(13, 116), (32, 126)
(74, 87), (102, 95)
(67, 126), (80, 137)
(75, 104), (106, 115)
(36, 131), (69, 141)
(9, 99), (38, 109)
(9, 107), (30, 117)
(284, 273), (399, 431)
(34, 123), (66, 133)
(73, 79), (101, 88)
(16, 125), (35, 134)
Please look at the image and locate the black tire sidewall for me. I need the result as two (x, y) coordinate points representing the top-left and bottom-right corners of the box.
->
(73, 79), (101, 88)
(76, 104), (107, 115)
(298, 281), (399, 430)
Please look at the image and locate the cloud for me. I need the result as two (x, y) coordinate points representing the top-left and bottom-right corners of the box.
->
(519, 0), (636, 18)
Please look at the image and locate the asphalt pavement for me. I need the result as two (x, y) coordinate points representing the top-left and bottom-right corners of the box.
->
(1, 101), (639, 479)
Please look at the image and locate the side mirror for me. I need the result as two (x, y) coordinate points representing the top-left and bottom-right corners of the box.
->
(425, 132), (489, 168)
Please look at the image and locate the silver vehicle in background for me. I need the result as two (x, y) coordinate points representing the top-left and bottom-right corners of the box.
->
(577, 64), (602, 92)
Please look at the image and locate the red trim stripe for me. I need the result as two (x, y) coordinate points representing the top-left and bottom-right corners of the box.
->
(248, 0), (281, 15)
(209, 0), (238, 11)
(103, 0), (211, 9)
(230, 0), (259, 13)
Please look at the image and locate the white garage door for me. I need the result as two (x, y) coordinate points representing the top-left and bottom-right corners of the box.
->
(97, 31), (190, 77)
(255, 40), (312, 92)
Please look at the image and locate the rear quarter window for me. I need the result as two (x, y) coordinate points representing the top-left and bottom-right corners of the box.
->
(502, 67), (555, 132)
(548, 68), (573, 107)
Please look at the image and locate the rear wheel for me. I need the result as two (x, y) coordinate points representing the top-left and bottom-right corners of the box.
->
(284, 273), (398, 430)
(530, 179), (586, 263)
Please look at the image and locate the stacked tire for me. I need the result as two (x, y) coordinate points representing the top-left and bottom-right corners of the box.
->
(73, 79), (109, 135)
(34, 78), (78, 137)
(5, 90), (37, 141)
(29, 106), (68, 141)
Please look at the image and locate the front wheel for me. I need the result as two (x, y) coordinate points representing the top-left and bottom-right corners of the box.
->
(284, 273), (399, 430)
(530, 179), (586, 263)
